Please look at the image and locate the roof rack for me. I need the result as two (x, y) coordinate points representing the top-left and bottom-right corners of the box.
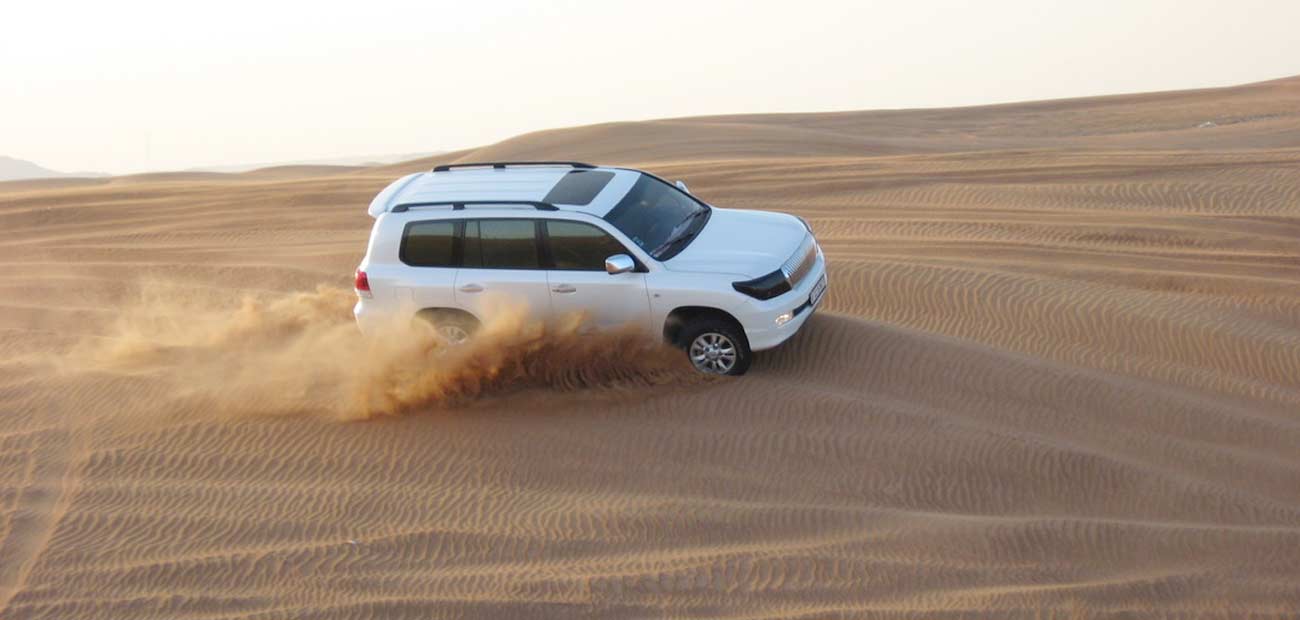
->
(432, 161), (596, 172)
(389, 200), (559, 214)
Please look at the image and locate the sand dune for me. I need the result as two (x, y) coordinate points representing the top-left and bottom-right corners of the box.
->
(385, 74), (1300, 173)
(1, 77), (1299, 618)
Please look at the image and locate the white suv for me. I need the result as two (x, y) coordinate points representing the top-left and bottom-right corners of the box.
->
(353, 162), (827, 375)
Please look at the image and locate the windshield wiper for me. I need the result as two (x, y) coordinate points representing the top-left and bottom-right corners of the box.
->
(678, 209), (709, 228)
(650, 209), (710, 257)
(651, 230), (699, 257)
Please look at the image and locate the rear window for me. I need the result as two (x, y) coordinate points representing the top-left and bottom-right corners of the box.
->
(463, 219), (541, 269)
(542, 170), (615, 206)
(400, 221), (456, 267)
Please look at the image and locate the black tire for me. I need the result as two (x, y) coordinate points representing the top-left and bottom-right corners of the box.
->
(679, 318), (752, 376)
(414, 310), (479, 344)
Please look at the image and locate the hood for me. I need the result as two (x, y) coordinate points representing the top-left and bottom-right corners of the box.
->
(664, 207), (807, 278)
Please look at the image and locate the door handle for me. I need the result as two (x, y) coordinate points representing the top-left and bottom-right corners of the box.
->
(551, 284), (577, 294)
(458, 283), (484, 293)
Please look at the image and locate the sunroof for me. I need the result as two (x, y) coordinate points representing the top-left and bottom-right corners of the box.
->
(542, 170), (615, 206)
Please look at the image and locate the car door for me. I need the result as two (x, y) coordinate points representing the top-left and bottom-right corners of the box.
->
(454, 219), (553, 323)
(543, 220), (652, 331)
(402, 219), (460, 315)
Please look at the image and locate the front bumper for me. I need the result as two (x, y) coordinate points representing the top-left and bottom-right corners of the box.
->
(740, 255), (828, 351)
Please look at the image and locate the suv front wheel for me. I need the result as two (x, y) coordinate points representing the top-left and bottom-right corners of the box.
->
(680, 319), (752, 375)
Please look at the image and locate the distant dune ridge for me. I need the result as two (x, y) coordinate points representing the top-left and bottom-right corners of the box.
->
(0, 155), (107, 183)
(1, 76), (1299, 618)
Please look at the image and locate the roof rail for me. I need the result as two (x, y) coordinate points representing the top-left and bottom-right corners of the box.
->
(432, 161), (596, 172)
(389, 200), (559, 214)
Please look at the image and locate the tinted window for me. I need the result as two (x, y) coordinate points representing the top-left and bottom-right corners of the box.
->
(603, 174), (708, 260)
(401, 221), (456, 267)
(542, 170), (615, 206)
(464, 219), (540, 269)
(546, 221), (629, 271)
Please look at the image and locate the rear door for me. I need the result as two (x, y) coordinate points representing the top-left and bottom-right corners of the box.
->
(543, 220), (651, 331)
(453, 219), (553, 322)
(402, 219), (460, 315)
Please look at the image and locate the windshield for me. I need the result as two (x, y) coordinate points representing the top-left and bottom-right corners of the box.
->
(603, 174), (709, 260)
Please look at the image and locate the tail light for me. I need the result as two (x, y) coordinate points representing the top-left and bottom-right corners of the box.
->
(354, 269), (372, 298)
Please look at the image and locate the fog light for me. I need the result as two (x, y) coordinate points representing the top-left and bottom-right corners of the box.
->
(774, 312), (793, 327)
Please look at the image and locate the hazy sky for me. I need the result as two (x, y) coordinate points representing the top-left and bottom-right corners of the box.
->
(4, 0), (1299, 174)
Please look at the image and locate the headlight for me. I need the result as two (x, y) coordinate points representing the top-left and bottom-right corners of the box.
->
(733, 269), (791, 300)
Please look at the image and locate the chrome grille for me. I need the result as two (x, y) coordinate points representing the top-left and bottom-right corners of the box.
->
(781, 234), (818, 288)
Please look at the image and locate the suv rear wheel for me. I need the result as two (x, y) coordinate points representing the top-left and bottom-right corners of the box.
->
(680, 319), (752, 375)
(415, 310), (478, 345)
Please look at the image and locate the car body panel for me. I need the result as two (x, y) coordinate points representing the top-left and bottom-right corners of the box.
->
(663, 208), (807, 279)
(547, 270), (652, 331)
(454, 268), (553, 320)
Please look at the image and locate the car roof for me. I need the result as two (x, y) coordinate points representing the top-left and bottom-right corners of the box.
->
(368, 164), (643, 219)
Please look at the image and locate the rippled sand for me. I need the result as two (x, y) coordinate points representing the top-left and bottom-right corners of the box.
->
(1, 76), (1298, 618)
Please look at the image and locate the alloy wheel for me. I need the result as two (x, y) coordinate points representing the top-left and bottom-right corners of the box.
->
(689, 332), (737, 374)
(436, 324), (470, 345)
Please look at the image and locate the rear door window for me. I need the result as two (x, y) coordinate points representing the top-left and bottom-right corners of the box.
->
(463, 219), (542, 269)
(401, 220), (456, 267)
(545, 221), (630, 271)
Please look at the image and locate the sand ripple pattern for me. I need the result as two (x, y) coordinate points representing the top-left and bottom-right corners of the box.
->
(3, 76), (1300, 618)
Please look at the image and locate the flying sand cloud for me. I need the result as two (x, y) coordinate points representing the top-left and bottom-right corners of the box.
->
(62, 282), (697, 421)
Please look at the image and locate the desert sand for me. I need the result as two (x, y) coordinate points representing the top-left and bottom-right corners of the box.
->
(2, 76), (1299, 618)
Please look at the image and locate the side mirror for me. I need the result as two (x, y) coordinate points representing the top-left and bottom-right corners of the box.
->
(605, 254), (635, 275)
(675, 180), (690, 194)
